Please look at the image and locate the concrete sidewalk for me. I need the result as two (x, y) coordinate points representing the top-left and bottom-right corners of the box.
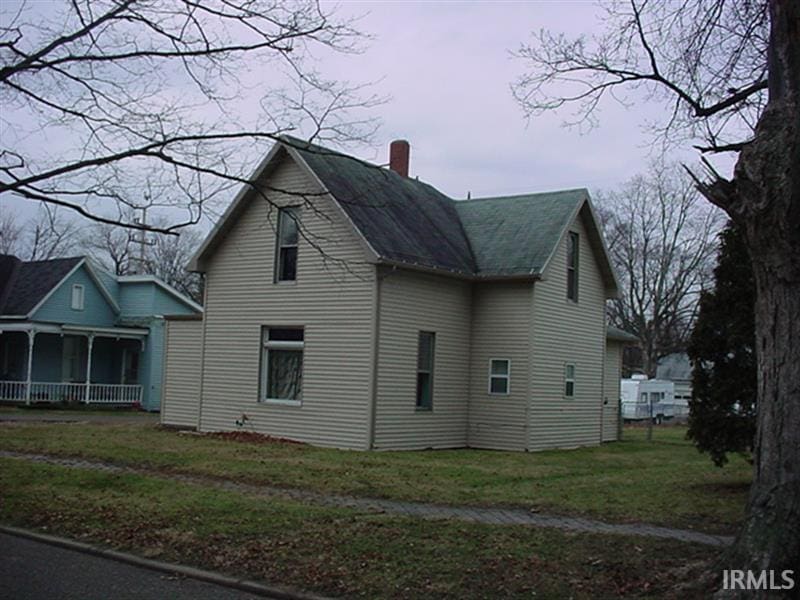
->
(1, 450), (734, 547)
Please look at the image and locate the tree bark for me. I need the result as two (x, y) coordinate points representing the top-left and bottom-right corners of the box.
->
(704, 1), (800, 596)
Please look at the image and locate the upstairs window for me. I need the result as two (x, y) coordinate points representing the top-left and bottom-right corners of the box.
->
(567, 232), (579, 301)
(260, 327), (304, 404)
(71, 284), (85, 310)
(275, 207), (299, 282)
(565, 364), (576, 397)
(489, 359), (511, 395)
(416, 331), (435, 410)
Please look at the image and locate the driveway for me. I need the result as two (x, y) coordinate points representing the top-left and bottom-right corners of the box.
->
(0, 533), (273, 600)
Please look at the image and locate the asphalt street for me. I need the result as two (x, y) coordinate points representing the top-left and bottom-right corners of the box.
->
(0, 533), (272, 600)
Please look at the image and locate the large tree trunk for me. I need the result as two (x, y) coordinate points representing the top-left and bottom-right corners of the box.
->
(704, 1), (800, 596)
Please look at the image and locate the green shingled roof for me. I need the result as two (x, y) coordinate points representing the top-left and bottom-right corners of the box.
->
(455, 190), (587, 277)
(195, 136), (616, 289)
(285, 136), (475, 274)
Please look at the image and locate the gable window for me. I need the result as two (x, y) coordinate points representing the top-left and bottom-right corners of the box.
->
(275, 207), (299, 282)
(260, 327), (304, 404)
(416, 331), (435, 410)
(489, 359), (511, 395)
(565, 364), (576, 397)
(567, 232), (579, 301)
(71, 284), (85, 310)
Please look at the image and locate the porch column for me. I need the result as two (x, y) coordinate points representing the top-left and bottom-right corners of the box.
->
(84, 334), (95, 404)
(25, 329), (37, 405)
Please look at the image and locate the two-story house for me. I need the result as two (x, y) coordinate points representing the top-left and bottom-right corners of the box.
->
(161, 137), (635, 450)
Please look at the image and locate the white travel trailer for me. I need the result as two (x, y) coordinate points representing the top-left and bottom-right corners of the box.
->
(621, 376), (683, 422)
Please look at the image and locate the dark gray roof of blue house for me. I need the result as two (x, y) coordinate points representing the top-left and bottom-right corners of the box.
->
(0, 255), (82, 316)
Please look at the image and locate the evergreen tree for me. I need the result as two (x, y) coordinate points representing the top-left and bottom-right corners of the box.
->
(687, 223), (756, 466)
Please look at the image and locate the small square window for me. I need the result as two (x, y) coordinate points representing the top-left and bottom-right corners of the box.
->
(489, 359), (511, 395)
(71, 284), (85, 310)
(565, 364), (576, 397)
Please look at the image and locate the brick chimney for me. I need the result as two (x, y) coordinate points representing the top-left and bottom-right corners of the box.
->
(389, 139), (410, 177)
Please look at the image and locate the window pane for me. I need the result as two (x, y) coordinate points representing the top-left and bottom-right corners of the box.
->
(417, 332), (434, 371)
(268, 328), (304, 342)
(491, 359), (509, 375)
(278, 247), (297, 281)
(565, 381), (575, 397)
(490, 377), (508, 394)
(267, 349), (303, 400)
(416, 372), (432, 408)
(566, 364), (575, 379)
(567, 232), (579, 300)
(567, 232), (578, 268)
(567, 270), (577, 300)
(279, 209), (298, 246)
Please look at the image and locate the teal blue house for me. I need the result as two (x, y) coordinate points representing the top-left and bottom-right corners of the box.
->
(0, 254), (202, 410)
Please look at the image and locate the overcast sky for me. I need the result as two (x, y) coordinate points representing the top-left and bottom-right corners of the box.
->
(323, 0), (726, 200)
(4, 0), (734, 228)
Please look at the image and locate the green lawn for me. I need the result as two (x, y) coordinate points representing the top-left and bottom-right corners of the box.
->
(0, 458), (717, 599)
(0, 422), (750, 533)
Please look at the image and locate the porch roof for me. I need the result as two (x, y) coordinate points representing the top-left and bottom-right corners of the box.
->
(0, 321), (148, 339)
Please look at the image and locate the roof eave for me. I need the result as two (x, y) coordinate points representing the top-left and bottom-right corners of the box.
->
(377, 259), (541, 282)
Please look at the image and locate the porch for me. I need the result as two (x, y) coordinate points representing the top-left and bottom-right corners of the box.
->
(0, 323), (148, 406)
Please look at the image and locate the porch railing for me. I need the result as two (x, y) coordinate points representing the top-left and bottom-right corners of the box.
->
(87, 384), (143, 404)
(0, 381), (142, 406)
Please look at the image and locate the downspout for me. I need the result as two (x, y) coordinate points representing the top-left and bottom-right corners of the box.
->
(600, 320), (607, 444)
(524, 283), (534, 451)
(366, 266), (382, 450)
(196, 272), (209, 431)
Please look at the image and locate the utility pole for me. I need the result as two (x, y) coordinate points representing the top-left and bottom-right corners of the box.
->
(132, 204), (155, 275)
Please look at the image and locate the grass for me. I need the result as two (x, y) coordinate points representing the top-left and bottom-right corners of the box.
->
(0, 458), (718, 599)
(0, 422), (750, 533)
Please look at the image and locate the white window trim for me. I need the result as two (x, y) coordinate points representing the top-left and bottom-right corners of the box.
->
(565, 363), (576, 398)
(71, 284), (85, 310)
(259, 327), (304, 406)
(488, 358), (511, 395)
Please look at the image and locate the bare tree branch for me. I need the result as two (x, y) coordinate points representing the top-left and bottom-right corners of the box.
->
(0, 0), (382, 231)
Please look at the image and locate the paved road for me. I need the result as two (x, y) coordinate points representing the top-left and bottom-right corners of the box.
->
(0, 533), (270, 600)
(0, 411), (158, 424)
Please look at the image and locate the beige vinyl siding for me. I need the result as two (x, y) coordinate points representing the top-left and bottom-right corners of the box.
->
(467, 282), (532, 451)
(199, 155), (375, 449)
(161, 319), (203, 428)
(528, 209), (607, 450)
(374, 269), (471, 449)
(602, 339), (623, 442)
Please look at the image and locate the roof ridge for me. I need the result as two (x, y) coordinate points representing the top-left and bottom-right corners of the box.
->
(21, 255), (84, 266)
(459, 188), (589, 203)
